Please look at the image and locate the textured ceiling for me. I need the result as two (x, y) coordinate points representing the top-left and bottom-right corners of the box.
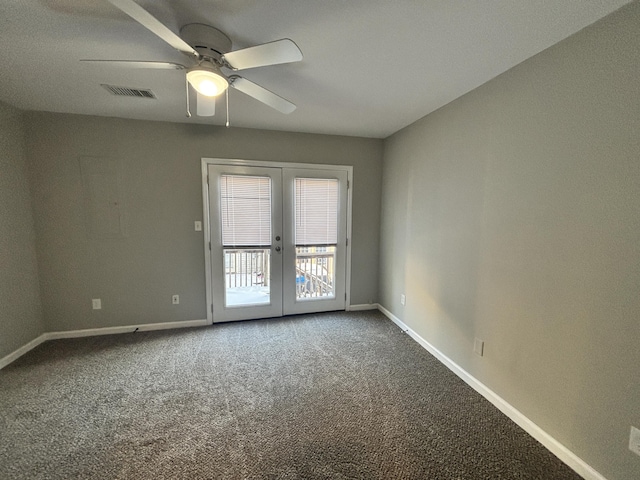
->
(0, 0), (632, 138)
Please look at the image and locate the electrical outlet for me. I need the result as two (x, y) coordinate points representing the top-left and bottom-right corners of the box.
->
(172, 294), (180, 305)
(400, 294), (406, 306)
(630, 426), (640, 457)
(92, 298), (101, 310)
(474, 338), (484, 356)
(194, 221), (202, 231)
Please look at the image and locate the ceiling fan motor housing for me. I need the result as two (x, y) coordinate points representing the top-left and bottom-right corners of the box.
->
(180, 24), (232, 62)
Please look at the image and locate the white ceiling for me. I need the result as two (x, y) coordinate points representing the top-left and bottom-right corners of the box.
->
(0, 0), (632, 138)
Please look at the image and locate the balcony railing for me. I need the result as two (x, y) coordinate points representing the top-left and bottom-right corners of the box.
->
(222, 247), (336, 301)
(295, 249), (335, 299)
(224, 249), (270, 288)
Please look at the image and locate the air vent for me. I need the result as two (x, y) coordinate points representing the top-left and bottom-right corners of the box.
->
(101, 84), (156, 99)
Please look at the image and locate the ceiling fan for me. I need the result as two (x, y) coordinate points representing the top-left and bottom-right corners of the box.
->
(83, 0), (303, 119)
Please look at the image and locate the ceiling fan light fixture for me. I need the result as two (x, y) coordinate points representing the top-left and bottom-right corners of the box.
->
(186, 65), (228, 97)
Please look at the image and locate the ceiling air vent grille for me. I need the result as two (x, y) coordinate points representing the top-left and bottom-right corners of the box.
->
(101, 84), (156, 99)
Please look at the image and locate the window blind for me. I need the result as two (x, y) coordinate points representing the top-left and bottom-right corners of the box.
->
(295, 178), (338, 246)
(220, 175), (271, 247)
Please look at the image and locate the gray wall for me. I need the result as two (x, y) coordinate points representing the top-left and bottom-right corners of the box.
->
(0, 102), (44, 358)
(379, 3), (640, 480)
(24, 113), (382, 332)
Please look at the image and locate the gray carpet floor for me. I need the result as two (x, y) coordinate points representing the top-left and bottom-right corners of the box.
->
(0, 311), (580, 479)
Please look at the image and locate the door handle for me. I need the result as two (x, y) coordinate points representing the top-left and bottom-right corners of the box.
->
(275, 246), (281, 252)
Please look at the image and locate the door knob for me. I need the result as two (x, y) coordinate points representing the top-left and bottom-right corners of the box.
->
(275, 236), (281, 241)
(275, 246), (281, 252)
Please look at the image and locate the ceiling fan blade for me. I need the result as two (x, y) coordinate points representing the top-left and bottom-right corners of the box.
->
(229, 76), (296, 114)
(222, 39), (302, 71)
(81, 60), (186, 70)
(108, 0), (198, 58)
(196, 92), (216, 116)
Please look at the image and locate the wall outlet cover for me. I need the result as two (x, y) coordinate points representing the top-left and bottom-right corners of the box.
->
(92, 298), (101, 310)
(172, 295), (180, 305)
(400, 294), (406, 306)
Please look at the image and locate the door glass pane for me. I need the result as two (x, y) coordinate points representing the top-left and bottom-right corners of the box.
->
(294, 178), (339, 301)
(220, 174), (273, 308)
(295, 246), (336, 299)
(224, 249), (271, 306)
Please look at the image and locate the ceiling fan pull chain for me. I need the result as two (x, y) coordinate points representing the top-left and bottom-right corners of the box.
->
(225, 87), (230, 128)
(185, 74), (192, 118)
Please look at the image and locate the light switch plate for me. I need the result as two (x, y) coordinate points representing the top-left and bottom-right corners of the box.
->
(630, 426), (640, 456)
(474, 338), (484, 356)
(194, 221), (202, 231)
(92, 298), (101, 310)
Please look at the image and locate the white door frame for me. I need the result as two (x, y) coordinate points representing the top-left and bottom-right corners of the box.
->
(201, 158), (353, 324)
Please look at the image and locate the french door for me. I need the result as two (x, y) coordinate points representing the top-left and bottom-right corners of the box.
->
(204, 161), (349, 323)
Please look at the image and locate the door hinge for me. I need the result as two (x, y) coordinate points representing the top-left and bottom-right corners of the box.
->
(209, 241), (211, 250)
(207, 175), (209, 184)
(345, 292), (347, 301)
(347, 180), (350, 189)
(211, 304), (213, 313)
(346, 238), (349, 247)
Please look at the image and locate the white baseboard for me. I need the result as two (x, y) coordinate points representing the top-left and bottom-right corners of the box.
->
(0, 319), (209, 370)
(348, 303), (379, 311)
(0, 334), (48, 370)
(46, 319), (209, 340)
(377, 304), (607, 480)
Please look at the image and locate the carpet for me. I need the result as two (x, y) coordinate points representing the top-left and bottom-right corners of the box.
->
(0, 310), (580, 479)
